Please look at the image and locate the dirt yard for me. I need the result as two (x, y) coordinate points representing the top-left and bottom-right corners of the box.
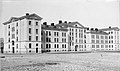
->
(0, 52), (120, 71)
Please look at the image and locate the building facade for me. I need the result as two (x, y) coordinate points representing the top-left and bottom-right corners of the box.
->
(0, 38), (4, 53)
(3, 13), (42, 54)
(3, 13), (120, 54)
(41, 22), (68, 53)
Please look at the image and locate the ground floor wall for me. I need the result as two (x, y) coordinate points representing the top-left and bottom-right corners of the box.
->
(4, 41), (41, 54)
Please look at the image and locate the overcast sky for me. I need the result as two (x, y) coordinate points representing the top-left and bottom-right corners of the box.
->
(0, 0), (119, 38)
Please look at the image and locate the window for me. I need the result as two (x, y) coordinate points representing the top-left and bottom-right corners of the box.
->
(54, 32), (56, 36)
(101, 36), (104, 39)
(8, 25), (10, 29)
(29, 50), (31, 52)
(49, 31), (51, 36)
(36, 36), (38, 41)
(36, 29), (38, 34)
(49, 44), (51, 48)
(62, 44), (64, 48)
(29, 28), (31, 34)
(46, 31), (48, 36)
(91, 35), (95, 39)
(12, 41), (14, 45)
(8, 45), (10, 49)
(8, 31), (10, 36)
(29, 43), (31, 48)
(16, 22), (18, 26)
(46, 37), (49, 42)
(12, 34), (15, 39)
(29, 21), (31, 25)
(46, 44), (48, 48)
(36, 22), (38, 26)
(12, 27), (15, 32)
(16, 30), (18, 34)
(16, 37), (18, 41)
(92, 45), (95, 48)
(36, 43), (38, 46)
(92, 40), (95, 43)
(8, 38), (10, 42)
(54, 44), (56, 48)
(57, 44), (59, 48)
(16, 44), (18, 49)
(29, 36), (31, 41)
(57, 32), (59, 36)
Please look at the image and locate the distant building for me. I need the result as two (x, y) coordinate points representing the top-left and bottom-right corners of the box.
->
(3, 13), (42, 54)
(0, 38), (4, 53)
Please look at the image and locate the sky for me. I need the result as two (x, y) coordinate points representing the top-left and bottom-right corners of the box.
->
(0, 0), (119, 38)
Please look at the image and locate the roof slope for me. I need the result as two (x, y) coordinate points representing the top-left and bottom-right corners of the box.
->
(3, 13), (43, 25)
(99, 27), (120, 31)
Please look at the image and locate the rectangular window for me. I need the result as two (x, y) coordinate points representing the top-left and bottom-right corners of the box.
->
(46, 31), (48, 36)
(29, 21), (31, 25)
(29, 36), (31, 41)
(8, 25), (10, 29)
(16, 30), (18, 35)
(36, 36), (38, 41)
(12, 27), (15, 32)
(57, 32), (59, 36)
(36, 43), (38, 46)
(16, 37), (18, 41)
(12, 34), (15, 39)
(8, 31), (10, 36)
(49, 31), (51, 36)
(36, 29), (38, 34)
(16, 22), (18, 26)
(16, 44), (18, 49)
(36, 22), (38, 26)
(29, 28), (31, 34)
(29, 43), (31, 48)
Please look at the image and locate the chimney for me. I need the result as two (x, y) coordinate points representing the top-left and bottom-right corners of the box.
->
(95, 28), (98, 31)
(91, 28), (94, 31)
(51, 23), (54, 26)
(87, 28), (89, 30)
(43, 22), (47, 25)
(109, 26), (111, 28)
(64, 21), (67, 24)
(59, 20), (62, 24)
(26, 13), (29, 16)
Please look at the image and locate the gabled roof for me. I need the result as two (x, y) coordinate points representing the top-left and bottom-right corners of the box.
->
(42, 25), (68, 31)
(56, 21), (87, 29)
(99, 27), (120, 31)
(3, 13), (43, 25)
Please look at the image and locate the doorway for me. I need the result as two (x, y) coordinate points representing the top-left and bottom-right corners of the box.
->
(75, 45), (78, 51)
(36, 48), (38, 53)
(12, 47), (15, 53)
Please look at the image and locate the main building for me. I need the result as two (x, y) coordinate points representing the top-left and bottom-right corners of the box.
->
(3, 13), (120, 54)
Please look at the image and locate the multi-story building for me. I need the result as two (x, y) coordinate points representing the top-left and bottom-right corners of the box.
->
(0, 38), (4, 53)
(2, 13), (120, 54)
(56, 21), (91, 52)
(3, 13), (42, 54)
(86, 29), (109, 51)
(41, 22), (68, 53)
(99, 27), (120, 51)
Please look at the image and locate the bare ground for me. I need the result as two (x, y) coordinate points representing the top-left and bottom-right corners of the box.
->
(0, 52), (120, 71)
